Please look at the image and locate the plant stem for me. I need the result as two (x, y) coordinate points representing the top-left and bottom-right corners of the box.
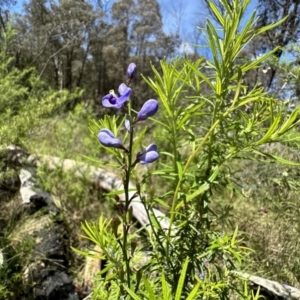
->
(122, 106), (135, 292)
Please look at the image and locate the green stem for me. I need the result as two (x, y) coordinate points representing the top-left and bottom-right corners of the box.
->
(165, 111), (179, 268)
(167, 118), (221, 240)
(122, 105), (135, 292)
(167, 95), (240, 236)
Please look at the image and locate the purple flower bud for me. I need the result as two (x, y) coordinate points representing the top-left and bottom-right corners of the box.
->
(135, 99), (158, 123)
(102, 84), (132, 109)
(98, 129), (123, 149)
(127, 63), (137, 80)
(137, 144), (159, 165)
(125, 116), (131, 132)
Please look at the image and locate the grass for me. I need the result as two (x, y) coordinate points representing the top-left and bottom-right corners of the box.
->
(2, 104), (300, 297)
(212, 141), (300, 287)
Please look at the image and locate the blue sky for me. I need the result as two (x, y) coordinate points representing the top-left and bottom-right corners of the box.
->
(11, 0), (259, 55)
(159, 0), (259, 55)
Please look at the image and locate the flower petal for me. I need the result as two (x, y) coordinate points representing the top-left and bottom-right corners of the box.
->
(125, 116), (131, 132)
(137, 99), (158, 120)
(98, 129), (123, 148)
(145, 144), (157, 152)
(138, 144), (159, 165)
(116, 87), (132, 108)
(102, 94), (118, 107)
(139, 151), (159, 165)
(118, 83), (129, 95)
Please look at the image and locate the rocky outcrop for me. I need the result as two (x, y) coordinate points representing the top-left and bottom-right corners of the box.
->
(1, 148), (79, 300)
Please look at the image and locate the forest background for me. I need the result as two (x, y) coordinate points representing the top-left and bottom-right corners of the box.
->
(1, 0), (300, 299)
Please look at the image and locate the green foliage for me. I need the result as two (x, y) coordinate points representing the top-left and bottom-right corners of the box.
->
(0, 235), (34, 299)
(0, 25), (81, 147)
(74, 0), (300, 299)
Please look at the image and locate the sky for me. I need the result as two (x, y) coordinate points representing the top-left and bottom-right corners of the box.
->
(11, 0), (259, 56)
(159, 0), (259, 55)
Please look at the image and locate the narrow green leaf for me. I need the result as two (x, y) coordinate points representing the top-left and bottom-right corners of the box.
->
(186, 282), (201, 300)
(255, 16), (288, 35)
(132, 126), (148, 154)
(161, 271), (171, 300)
(208, 165), (220, 182)
(122, 285), (142, 300)
(231, 226), (238, 247)
(98, 263), (115, 275)
(184, 183), (210, 204)
(142, 66), (172, 117)
(175, 258), (190, 300)
(253, 149), (300, 166)
(183, 58), (215, 90)
(206, 19), (221, 71)
(255, 112), (281, 145)
(231, 47), (280, 81)
(220, 0), (234, 17)
(209, 1), (224, 26)
(154, 197), (170, 209)
(143, 276), (156, 300)
(232, 11), (256, 59)
(149, 212), (163, 233)
(216, 75), (222, 96)
(177, 102), (206, 129)
(277, 107), (300, 135)
(176, 161), (183, 180)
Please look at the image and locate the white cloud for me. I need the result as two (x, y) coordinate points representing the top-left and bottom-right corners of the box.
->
(178, 42), (194, 55)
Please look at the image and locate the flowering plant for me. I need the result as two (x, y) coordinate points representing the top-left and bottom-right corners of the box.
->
(73, 1), (299, 299)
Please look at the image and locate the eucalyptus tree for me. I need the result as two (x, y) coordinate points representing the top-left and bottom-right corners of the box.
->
(15, 0), (96, 93)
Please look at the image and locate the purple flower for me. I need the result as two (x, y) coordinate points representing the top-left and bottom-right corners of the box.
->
(102, 84), (132, 109)
(134, 99), (158, 123)
(127, 63), (137, 80)
(125, 116), (131, 132)
(98, 129), (128, 152)
(198, 273), (205, 281)
(137, 144), (159, 165)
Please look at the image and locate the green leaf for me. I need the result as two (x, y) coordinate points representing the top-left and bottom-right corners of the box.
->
(175, 258), (190, 300)
(186, 282), (201, 300)
(143, 276), (156, 300)
(209, 1), (225, 26)
(149, 211), (164, 233)
(216, 75), (222, 96)
(154, 197), (170, 209)
(182, 183), (210, 205)
(122, 285), (142, 300)
(255, 16), (288, 35)
(231, 226), (239, 247)
(208, 165), (220, 182)
(206, 19), (221, 71)
(231, 47), (281, 81)
(176, 161), (183, 180)
(132, 126), (148, 154)
(254, 111), (281, 145)
(161, 271), (171, 300)
(220, 0), (234, 17)
(277, 107), (300, 135)
(253, 149), (300, 166)
(98, 263), (115, 276)
(232, 11), (256, 59)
